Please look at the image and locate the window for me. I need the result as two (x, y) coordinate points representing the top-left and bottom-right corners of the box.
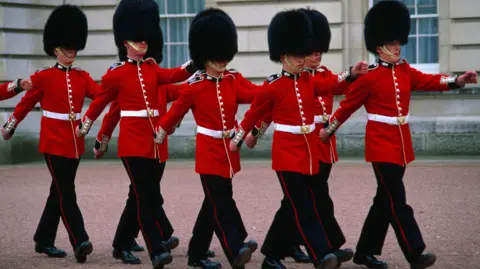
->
(370, 0), (439, 73)
(156, 0), (205, 68)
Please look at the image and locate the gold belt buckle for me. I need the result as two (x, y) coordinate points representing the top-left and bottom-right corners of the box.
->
(397, 116), (406, 125)
(69, 112), (76, 121)
(222, 130), (230, 138)
(147, 109), (154, 118)
(301, 125), (310, 134)
(322, 114), (329, 123)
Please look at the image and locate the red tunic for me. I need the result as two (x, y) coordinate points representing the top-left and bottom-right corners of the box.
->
(235, 70), (329, 175)
(329, 59), (459, 166)
(157, 70), (258, 178)
(6, 63), (100, 159)
(95, 83), (184, 162)
(0, 80), (25, 101)
(81, 57), (193, 159)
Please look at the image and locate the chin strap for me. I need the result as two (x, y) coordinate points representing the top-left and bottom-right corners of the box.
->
(127, 41), (148, 53)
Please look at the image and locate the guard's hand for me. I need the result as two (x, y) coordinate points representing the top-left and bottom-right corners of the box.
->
(245, 132), (258, 148)
(229, 140), (239, 152)
(93, 148), (105, 159)
(456, 70), (478, 87)
(20, 79), (33, 91)
(352, 61), (369, 77)
(1, 128), (13, 140)
(319, 128), (330, 142)
(75, 125), (84, 138)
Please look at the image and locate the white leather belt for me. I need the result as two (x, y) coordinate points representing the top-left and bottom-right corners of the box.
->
(273, 122), (315, 134)
(367, 113), (409, 125)
(197, 126), (234, 139)
(314, 114), (330, 123)
(42, 110), (80, 121)
(120, 109), (159, 118)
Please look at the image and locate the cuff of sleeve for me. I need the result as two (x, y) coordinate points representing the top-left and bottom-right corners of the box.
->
(182, 60), (197, 74)
(325, 117), (340, 136)
(339, 67), (355, 83)
(445, 75), (461, 89)
(79, 116), (93, 135)
(154, 126), (167, 144)
(252, 122), (269, 139)
(7, 79), (25, 94)
(95, 135), (110, 152)
(231, 126), (246, 146)
(3, 116), (17, 134)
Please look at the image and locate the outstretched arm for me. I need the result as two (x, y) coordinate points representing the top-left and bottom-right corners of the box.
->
(0, 79), (32, 101)
(2, 75), (42, 140)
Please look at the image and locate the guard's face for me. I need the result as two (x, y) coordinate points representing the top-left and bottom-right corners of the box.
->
(54, 47), (77, 64)
(305, 52), (322, 69)
(125, 41), (148, 56)
(286, 55), (306, 70)
(377, 41), (401, 62)
(211, 61), (228, 68)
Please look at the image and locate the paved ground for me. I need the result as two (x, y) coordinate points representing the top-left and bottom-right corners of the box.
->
(0, 160), (479, 269)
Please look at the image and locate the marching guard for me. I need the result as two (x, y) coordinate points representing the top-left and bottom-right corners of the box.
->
(230, 9), (341, 269)
(0, 79), (32, 101)
(154, 8), (258, 269)
(320, 1), (478, 269)
(1, 4), (97, 263)
(76, 0), (196, 267)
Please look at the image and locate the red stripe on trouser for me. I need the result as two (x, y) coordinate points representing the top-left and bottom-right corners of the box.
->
(278, 173), (318, 262)
(46, 155), (77, 246)
(155, 221), (164, 238)
(201, 176), (234, 259)
(124, 159), (152, 253)
(373, 163), (413, 252)
(309, 189), (332, 248)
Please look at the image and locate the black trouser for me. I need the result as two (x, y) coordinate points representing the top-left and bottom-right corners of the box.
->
(288, 162), (346, 256)
(113, 157), (171, 258)
(356, 162), (425, 262)
(112, 161), (174, 250)
(187, 175), (248, 265)
(33, 154), (89, 249)
(261, 171), (332, 265)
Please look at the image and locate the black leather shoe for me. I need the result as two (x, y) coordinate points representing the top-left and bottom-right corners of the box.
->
(261, 258), (287, 269)
(113, 249), (141, 264)
(206, 249), (216, 258)
(353, 253), (388, 269)
(245, 240), (258, 253)
(152, 252), (173, 269)
(316, 253), (338, 269)
(410, 253), (436, 269)
(188, 258), (222, 269)
(162, 236), (179, 252)
(334, 248), (354, 263)
(232, 245), (253, 267)
(290, 246), (311, 263)
(130, 239), (145, 252)
(74, 241), (93, 263)
(35, 243), (67, 258)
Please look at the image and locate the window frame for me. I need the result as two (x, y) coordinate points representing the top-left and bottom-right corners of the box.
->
(367, 0), (440, 74)
(158, 0), (202, 68)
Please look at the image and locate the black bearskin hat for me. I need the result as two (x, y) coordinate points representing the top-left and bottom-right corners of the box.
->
(364, 0), (411, 54)
(268, 9), (313, 62)
(113, 0), (162, 61)
(189, 8), (238, 69)
(300, 8), (331, 53)
(43, 5), (88, 56)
